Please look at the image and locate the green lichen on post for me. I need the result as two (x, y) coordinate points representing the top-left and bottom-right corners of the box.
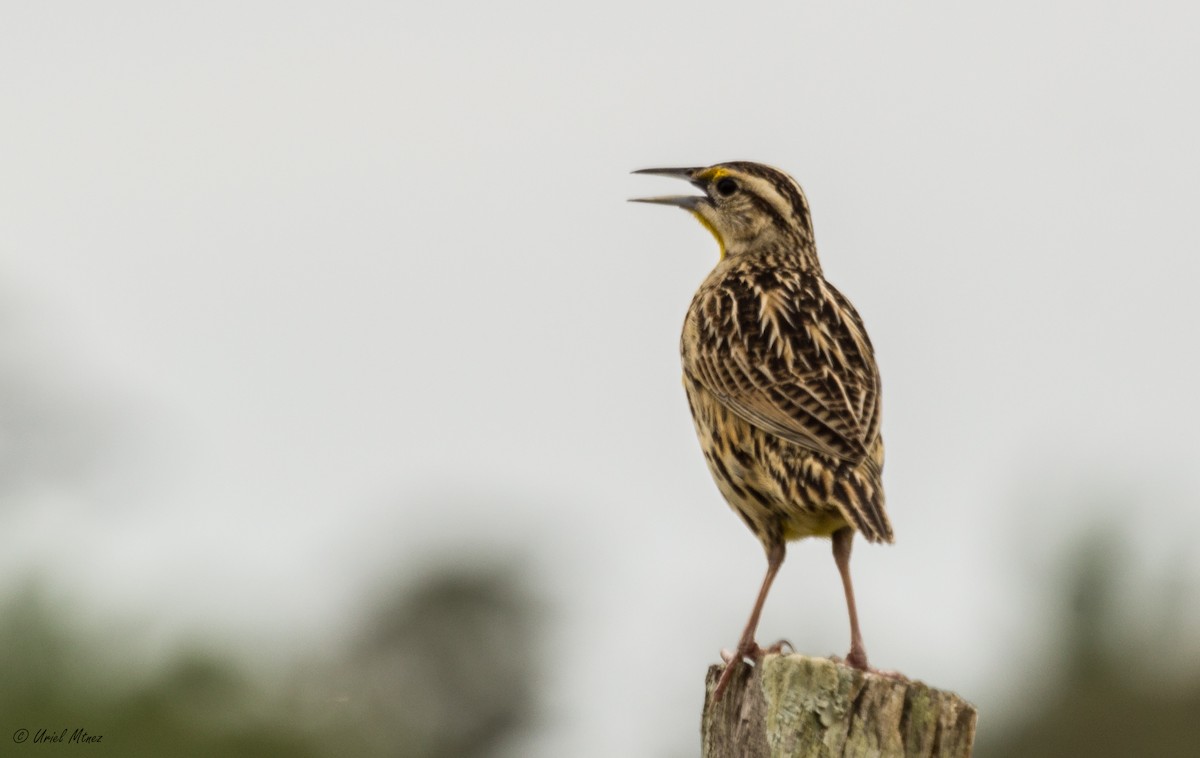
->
(761, 655), (855, 754)
(702, 654), (977, 758)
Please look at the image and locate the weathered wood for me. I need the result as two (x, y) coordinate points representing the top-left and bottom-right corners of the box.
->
(702, 654), (977, 758)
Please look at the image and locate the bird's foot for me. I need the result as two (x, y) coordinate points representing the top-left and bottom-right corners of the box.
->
(830, 652), (908, 681)
(712, 643), (754, 702)
(719, 638), (791, 663)
(713, 639), (792, 702)
(843, 647), (869, 670)
(761, 638), (793, 656)
(869, 667), (908, 681)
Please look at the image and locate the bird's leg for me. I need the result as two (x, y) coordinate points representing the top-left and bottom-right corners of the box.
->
(832, 526), (869, 670)
(712, 540), (785, 701)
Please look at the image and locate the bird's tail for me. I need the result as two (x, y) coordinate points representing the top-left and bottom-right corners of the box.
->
(844, 462), (894, 544)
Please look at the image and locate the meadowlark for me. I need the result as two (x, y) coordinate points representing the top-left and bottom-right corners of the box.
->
(633, 161), (894, 700)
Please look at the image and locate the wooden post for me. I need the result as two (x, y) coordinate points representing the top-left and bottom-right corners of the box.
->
(702, 654), (977, 758)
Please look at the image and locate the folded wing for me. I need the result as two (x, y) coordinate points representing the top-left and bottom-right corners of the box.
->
(683, 267), (881, 464)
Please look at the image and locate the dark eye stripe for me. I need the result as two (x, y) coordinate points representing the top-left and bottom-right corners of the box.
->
(725, 162), (812, 234)
(747, 192), (792, 233)
(772, 180), (812, 234)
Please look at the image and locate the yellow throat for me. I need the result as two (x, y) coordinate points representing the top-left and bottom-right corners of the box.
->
(689, 210), (727, 260)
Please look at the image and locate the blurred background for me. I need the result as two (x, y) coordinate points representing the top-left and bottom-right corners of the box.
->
(2, 1), (1199, 755)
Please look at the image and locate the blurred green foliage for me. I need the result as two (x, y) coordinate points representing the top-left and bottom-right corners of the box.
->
(2, 526), (1198, 756)
(979, 528), (1200, 757)
(0, 566), (536, 758)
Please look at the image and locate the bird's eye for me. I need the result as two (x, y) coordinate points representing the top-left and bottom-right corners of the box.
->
(715, 177), (738, 197)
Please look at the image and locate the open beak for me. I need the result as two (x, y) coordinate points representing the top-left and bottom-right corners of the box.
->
(629, 167), (706, 209)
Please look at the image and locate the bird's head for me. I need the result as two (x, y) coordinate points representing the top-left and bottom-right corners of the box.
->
(631, 161), (815, 260)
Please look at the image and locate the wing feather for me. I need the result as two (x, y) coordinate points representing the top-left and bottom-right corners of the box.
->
(683, 263), (880, 463)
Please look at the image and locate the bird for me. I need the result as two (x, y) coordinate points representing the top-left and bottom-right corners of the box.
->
(632, 161), (894, 701)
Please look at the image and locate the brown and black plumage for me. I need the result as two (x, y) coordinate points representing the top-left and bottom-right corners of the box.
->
(633, 161), (893, 700)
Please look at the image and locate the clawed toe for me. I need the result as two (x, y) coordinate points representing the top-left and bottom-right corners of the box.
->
(829, 653), (906, 680)
(713, 639), (782, 702)
(868, 667), (907, 681)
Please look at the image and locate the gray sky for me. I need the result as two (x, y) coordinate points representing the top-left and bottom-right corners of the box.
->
(3, 2), (1200, 755)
